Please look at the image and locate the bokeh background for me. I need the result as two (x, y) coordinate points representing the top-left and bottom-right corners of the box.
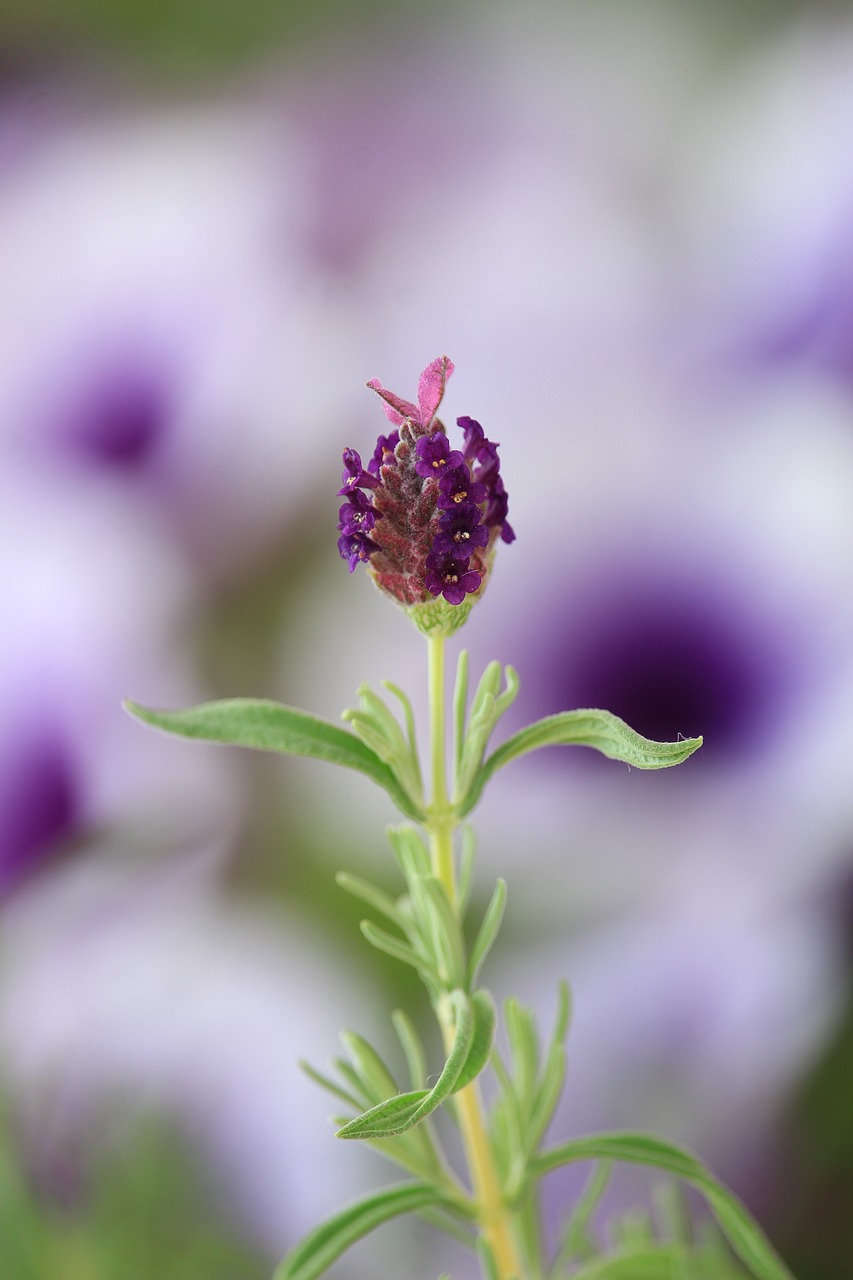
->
(2, 1), (853, 1276)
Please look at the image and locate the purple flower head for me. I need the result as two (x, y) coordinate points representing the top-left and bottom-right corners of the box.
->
(335, 358), (513, 634)
(414, 432), (464, 478)
(368, 431), (399, 476)
(337, 447), (380, 496)
(424, 551), (482, 606)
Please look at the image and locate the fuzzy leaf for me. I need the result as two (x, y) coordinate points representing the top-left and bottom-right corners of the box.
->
(460, 710), (703, 816)
(337, 991), (475, 1139)
(273, 1181), (445, 1280)
(124, 697), (424, 821)
(466, 879), (507, 988)
(530, 1132), (794, 1280)
(359, 920), (439, 982)
(453, 989), (497, 1092)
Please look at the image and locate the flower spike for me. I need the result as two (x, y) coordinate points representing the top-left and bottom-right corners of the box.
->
(338, 357), (513, 636)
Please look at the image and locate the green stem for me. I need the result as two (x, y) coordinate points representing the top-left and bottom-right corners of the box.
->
(426, 633), (525, 1280)
(428, 634), (455, 901)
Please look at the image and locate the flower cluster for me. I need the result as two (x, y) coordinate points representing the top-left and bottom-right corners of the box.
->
(336, 357), (514, 632)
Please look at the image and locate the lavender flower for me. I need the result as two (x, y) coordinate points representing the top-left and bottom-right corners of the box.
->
(413, 432), (464, 478)
(337, 488), (379, 535)
(368, 431), (399, 476)
(436, 464), (488, 510)
(432, 505), (490, 558)
(337, 447), (379, 495)
(334, 357), (513, 634)
(423, 551), (482, 606)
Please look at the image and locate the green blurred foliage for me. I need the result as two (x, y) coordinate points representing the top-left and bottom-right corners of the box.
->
(1, 1102), (270, 1280)
(1, 0), (851, 84)
(0, 0), (458, 80)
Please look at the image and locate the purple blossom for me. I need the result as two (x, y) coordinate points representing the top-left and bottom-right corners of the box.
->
(458, 415), (486, 461)
(337, 447), (379, 496)
(337, 488), (379, 536)
(368, 431), (399, 476)
(337, 530), (377, 572)
(457, 415), (513, 540)
(413, 432), (464, 479)
(424, 550), (482, 605)
(433, 505), (489, 558)
(484, 475), (516, 543)
(437, 464), (488, 509)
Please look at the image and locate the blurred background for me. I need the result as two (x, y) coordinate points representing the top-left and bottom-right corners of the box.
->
(2, 0), (853, 1276)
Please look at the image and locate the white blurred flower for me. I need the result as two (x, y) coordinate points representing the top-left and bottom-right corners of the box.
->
(0, 474), (238, 898)
(676, 20), (853, 389)
(0, 96), (351, 578)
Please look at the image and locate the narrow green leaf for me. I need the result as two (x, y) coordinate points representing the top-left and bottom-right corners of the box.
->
(453, 989), (497, 1092)
(336, 1090), (429, 1138)
(332, 1058), (372, 1107)
(505, 998), (540, 1116)
(273, 1181), (445, 1280)
(567, 1244), (692, 1279)
(360, 920), (439, 981)
(528, 981), (572, 1151)
(388, 824), (431, 881)
(335, 872), (404, 928)
(470, 660), (503, 720)
(490, 1049), (525, 1183)
(550, 1160), (612, 1274)
(477, 1237), (501, 1280)
(340, 1031), (398, 1103)
(457, 825), (476, 915)
(459, 711), (703, 816)
(337, 991), (475, 1139)
(493, 664), (520, 717)
(298, 1059), (363, 1111)
(345, 683), (424, 807)
(410, 876), (466, 990)
(528, 1044), (566, 1153)
(466, 879), (507, 988)
(381, 681), (423, 791)
(341, 709), (398, 759)
(354, 684), (408, 752)
(453, 649), (470, 775)
(529, 1132), (794, 1280)
(124, 698), (424, 821)
(392, 1010), (428, 1091)
(652, 1180), (693, 1244)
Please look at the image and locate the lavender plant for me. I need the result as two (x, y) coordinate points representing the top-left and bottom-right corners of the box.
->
(126, 357), (795, 1280)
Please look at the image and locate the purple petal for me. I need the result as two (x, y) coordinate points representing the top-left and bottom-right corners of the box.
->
(458, 415), (486, 461)
(365, 378), (419, 425)
(417, 356), (454, 428)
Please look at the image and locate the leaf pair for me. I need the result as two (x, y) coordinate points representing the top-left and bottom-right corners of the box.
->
(124, 665), (702, 828)
(336, 988), (495, 1140)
